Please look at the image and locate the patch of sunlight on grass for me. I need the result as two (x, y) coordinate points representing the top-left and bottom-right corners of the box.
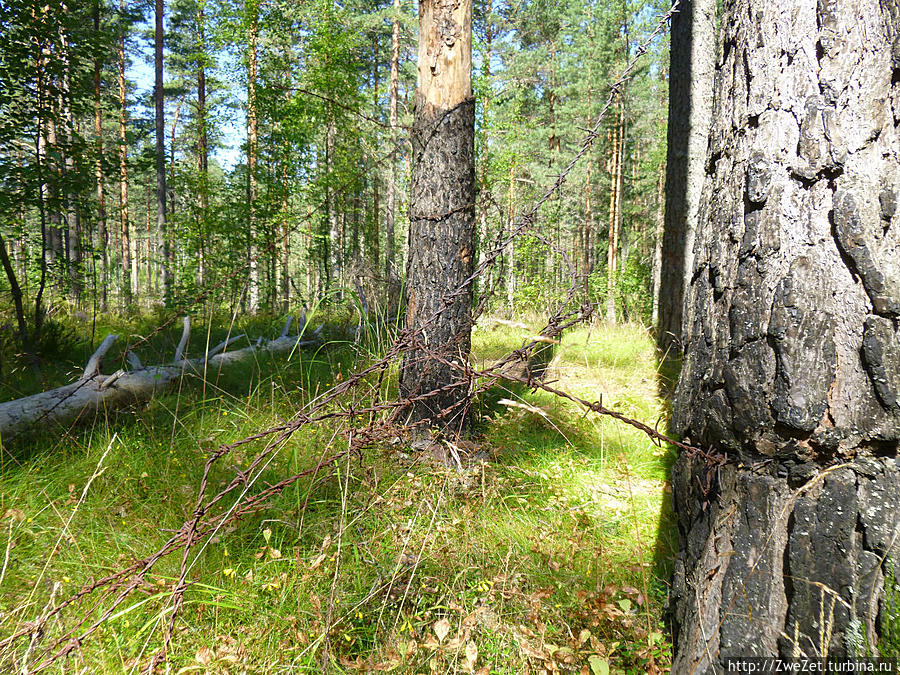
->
(0, 319), (675, 674)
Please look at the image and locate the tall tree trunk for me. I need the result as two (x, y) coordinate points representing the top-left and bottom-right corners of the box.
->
(0, 232), (28, 349)
(247, 0), (259, 313)
(59, 4), (82, 304)
(146, 180), (153, 296)
(658, 0), (716, 353)
(506, 164), (515, 312)
(385, 0), (400, 284)
(583, 52), (593, 303)
(605, 104), (621, 323)
(650, 159), (664, 326)
(196, 1), (208, 288)
(281, 157), (290, 311)
(668, 0), (900, 668)
(47, 117), (64, 288)
(94, 2), (107, 311)
(478, 0), (493, 294)
(120, 0), (132, 306)
(399, 0), (475, 436)
(325, 119), (340, 296)
(155, 0), (170, 302)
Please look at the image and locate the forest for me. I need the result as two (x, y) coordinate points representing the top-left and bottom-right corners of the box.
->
(1, 0), (899, 672)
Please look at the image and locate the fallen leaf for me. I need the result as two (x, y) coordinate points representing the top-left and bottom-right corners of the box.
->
(588, 655), (610, 675)
(2, 508), (24, 522)
(196, 646), (214, 665)
(465, 641), (478, 672)
(309, 552), (327, 570)
(433, 618), (451, 643)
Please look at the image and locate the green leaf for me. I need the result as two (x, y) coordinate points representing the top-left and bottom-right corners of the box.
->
(589, 655), (610, 675)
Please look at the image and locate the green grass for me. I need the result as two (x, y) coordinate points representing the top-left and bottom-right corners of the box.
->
(0, 315), (676, 673)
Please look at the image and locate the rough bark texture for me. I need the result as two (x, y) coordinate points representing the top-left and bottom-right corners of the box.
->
(669, 0), (900, 668)
(399, 0), (475, 435)
(658, 0), (716, 353)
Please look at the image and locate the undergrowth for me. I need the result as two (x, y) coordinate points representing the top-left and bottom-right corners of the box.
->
(0, 315), (676, 673)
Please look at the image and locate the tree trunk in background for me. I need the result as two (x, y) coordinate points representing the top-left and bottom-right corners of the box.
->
(197, 2), (208, 288)
(399, 0), (475, 435)
(0, 232), (28, 349)
(46, 118), (64, 286)
(668, 0), (900, 668)
(650, 160), (664, 325)
(247, 0), (259, 313)
(94, 2), (107, 311)
(59, 7), (82, 304)
(326, 120), (340, 295)
(605, 101), (622, 323)
(146, 181), (153, 295)
(155, 0), (170, 302)
(119, 0), (132, 306)
(658, 0), (715, 354)
(385, 0), (400, 285)
(281, 158), (290, 311)
(506, 164), (515, 311)
(478, 0), (493, 295)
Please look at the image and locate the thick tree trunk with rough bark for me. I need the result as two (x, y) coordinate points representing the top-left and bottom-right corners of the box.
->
(399, 0), (475, 435)
(668, 0), (900, 668)
(658, 0), (716, 354)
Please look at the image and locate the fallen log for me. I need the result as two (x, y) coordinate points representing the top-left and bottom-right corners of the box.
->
(0, 315), (323, 443)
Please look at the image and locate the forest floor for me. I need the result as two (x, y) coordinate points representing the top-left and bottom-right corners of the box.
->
(0, 313), (677, 674)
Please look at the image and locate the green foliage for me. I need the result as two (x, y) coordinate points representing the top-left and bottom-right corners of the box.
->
(882, 561), (900, 657)
(0, 320), (675, 673)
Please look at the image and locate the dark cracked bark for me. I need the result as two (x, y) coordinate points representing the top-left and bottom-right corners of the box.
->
(399, 0), (475, 436)
(669, 0), (900, 669)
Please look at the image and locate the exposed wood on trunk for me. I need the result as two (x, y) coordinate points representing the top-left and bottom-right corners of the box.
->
(399, 0), (475, 435)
